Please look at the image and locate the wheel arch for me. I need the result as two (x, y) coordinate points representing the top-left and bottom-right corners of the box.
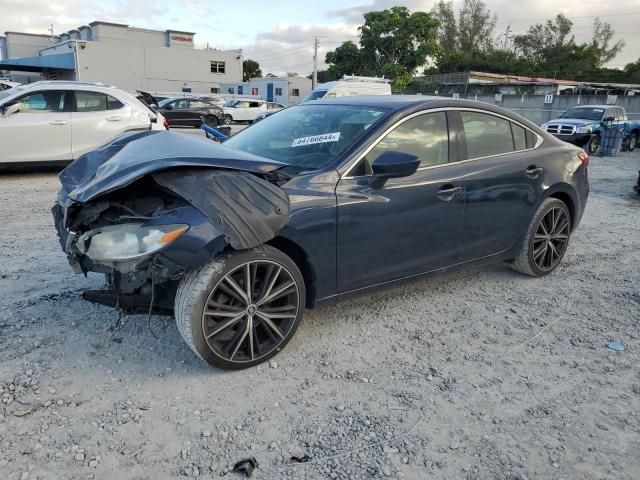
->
(542, 184), (578, 230)
(267, 236), (317, 308)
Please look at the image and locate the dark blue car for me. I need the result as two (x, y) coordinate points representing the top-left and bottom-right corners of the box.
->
(53, 96), (589, 369)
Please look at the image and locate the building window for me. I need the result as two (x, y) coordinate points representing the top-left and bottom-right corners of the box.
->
(251, 87), (258, 95)
(291, 88), (300, 97)
(275, 87), (283, 96)
(210, 61), (226, 74)
(210, 87), (220, 94)
(227, 87), (234, 94)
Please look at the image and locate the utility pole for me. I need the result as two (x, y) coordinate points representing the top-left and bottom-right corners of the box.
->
(313, 36), (319, 89)
(502, 23), (511, 50)
(48, 24), (54, 42)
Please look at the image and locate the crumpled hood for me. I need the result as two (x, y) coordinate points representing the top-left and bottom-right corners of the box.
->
(59, 130), (285, 203)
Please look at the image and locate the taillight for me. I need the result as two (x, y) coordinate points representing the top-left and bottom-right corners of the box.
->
(577, 151), (589, 167)
(163, 118), (169, 130)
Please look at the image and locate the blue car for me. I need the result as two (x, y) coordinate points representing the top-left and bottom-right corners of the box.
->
(53, 96), (589, 369)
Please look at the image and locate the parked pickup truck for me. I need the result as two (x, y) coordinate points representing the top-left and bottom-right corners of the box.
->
(541, 105), (640, 154)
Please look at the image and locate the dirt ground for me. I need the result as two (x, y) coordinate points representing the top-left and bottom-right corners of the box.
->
(0, 151), (639, 480)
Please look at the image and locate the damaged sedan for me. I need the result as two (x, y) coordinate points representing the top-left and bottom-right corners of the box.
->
(53, 97), (589, 369)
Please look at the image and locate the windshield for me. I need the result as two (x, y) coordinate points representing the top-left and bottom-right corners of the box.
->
(560, 107), (605, 121)
(0, 86), (24, 103)
(303, 89), (328, 101)
(157, 98), (175, 108)
(223, 104), (387, 170)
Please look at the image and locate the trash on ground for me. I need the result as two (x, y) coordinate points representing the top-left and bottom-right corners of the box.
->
(231, 457), (258, 477)
(290, 454), (311, 463)
(607, 341), (624, 352)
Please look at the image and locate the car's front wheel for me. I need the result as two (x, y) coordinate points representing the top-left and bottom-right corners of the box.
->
(511, 198), (571, 277)
(175, 246), (305, 369)
(223, 114), (232, 125)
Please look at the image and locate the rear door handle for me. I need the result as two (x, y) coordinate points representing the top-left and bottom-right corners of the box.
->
(48, 120), (68, 126)
(437, 185), (463, 202)
(525, 166), (544, 178)
(106, 116), (123, 122)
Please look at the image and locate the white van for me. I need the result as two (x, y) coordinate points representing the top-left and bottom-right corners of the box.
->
(304, 76), (391, 101)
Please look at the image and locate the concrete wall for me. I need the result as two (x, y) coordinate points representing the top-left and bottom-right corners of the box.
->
(452, 93), (640, 125)
(3, 32), (57, 58)
(44, 40), (242, 92)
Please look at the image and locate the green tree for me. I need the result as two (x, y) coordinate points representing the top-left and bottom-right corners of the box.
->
(512, 14), (575, 65)
(243, 59), (262, 82)
(325, 6), (439, 92)
(430, 0), (498, 73)
(590, 17), (625, 66)
(457, 0), (497, 53)
(325, 41), (363, 79)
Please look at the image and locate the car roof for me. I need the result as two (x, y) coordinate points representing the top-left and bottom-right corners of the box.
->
(567, 105), (614, 109)
(306, 95), (545, 132)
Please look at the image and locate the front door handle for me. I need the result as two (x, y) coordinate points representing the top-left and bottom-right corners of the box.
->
(48, 120), (68, 126)
(437, 185), (463, 202)
(525, 166), (544, 178)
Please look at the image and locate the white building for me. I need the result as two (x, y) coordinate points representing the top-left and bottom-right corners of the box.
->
(222, 76), (312, 105)
(0, 21), (243, 93)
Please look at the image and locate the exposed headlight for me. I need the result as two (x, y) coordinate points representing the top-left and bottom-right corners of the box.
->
(78, 224), (189, 262)
(576, 126), (592, 134)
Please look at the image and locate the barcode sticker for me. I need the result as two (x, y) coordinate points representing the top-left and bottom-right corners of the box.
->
(291, 132), (341, 147)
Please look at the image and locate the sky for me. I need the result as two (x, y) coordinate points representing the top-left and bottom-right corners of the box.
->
(2, 0), (640, 75)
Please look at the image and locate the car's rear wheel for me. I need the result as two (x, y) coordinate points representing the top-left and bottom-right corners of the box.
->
(627, 132), (638, 152)
(204, 115), (219, 128)
(511, 198), (571, 277)
(223, 114), (232, 125)
(584, 134), (599, 155)
(175, 246), (305, 370)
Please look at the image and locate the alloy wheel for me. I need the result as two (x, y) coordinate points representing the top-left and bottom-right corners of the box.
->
(532, 206), (570, 271)
(201, 260), (300, 364)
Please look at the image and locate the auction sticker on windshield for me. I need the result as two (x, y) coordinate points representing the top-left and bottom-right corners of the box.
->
(291, 132), (341, 147)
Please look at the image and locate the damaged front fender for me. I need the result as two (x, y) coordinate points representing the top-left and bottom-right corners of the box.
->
(53, 137), (293, 311)
(153, 169), (290, 250)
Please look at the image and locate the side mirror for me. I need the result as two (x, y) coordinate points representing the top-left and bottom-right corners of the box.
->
(2, 101), (20, 117)
(372, 151), (420, 178)
(164, 104), (173, 110)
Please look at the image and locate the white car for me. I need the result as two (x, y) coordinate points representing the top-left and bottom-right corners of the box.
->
(221, 99), (267, 124)
(0, 80), (21, 91)
(0, 81), (167, 166)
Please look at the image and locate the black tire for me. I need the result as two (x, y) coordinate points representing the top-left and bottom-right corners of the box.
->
(584, 134), (599, 155)
(223, 114), (232, 125)
(511, 198), (571, 277)
(175, 246), (305, 370)
(628, 132), (638, 152)
(204, 115), (219, 128)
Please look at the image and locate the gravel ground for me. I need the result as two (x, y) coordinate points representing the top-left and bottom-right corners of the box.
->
(0, 151), (639, 480)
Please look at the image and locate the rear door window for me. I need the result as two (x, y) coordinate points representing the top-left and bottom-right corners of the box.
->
(461, 111), (515, 158)
(511, 123), (527, 150)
